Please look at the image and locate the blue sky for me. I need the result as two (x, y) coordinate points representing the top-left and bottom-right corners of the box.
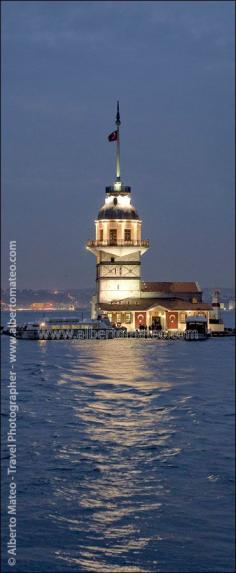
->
(2, 1), (235, 289)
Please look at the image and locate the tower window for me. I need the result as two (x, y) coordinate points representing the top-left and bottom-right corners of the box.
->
(111, 257), (114, 262)
(110, 229), (117, 244)
(100, 229), (103, 241)
(124, 229), (131, 241)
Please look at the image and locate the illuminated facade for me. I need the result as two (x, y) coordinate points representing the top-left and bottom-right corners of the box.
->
(86, 186), (149, 304)
(87, 102), (149, 310)
(86, 104), (214, 331)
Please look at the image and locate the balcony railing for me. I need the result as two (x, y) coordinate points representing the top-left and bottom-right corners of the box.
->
(87, 240), (149, 248)
(105, 185), (131, 194)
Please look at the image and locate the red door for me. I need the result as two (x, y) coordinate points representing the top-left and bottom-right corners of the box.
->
(135, 312), (146, 328)
(166, 312), (178, 329)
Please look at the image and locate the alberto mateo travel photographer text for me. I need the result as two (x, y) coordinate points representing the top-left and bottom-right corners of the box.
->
(7, 241), (18, 567)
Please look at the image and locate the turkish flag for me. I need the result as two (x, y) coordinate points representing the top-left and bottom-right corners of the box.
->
(166, 312), (178, 329)
(108, 130), (118, 142)
(135, 312), (146, 329)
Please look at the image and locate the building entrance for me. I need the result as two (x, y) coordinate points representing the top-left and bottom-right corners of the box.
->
(151, 316), (162, 330)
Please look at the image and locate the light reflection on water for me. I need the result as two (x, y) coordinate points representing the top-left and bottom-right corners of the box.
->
(49, 341), (187, 572)
(2, 335), (234, 572)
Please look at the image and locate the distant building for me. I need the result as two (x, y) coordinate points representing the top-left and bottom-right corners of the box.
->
(31, 302), (55, 310)
(30, 302), (75, 311)
(0, 300), (9, 311)
(86, 104), (220, 332)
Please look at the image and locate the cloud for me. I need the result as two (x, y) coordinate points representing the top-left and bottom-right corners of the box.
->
(3, 0), (234, 73)
(3, 2), (104, 48)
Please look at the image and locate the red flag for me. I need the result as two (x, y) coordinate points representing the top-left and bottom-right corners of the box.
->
(108, 130), (118, 142)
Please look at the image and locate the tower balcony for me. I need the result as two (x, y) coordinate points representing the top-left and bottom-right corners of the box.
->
(86, 239), (149, 257)
(105, 185), (131, 195)
(87, 239), (149, 248)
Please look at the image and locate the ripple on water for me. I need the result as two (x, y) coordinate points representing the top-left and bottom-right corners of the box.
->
(2, 336), (234, 572)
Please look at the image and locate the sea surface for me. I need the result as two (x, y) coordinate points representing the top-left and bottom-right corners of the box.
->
(1, 311), (235, 573)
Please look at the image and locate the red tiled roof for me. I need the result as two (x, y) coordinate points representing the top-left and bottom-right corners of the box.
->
(98, 298), (211, 312)
(141, 281), (201, 293)
(157, 299), (211, 311)
(99, 299), (159, 311)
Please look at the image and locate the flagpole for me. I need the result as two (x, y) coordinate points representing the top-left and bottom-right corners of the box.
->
(116, 101), (121, 182)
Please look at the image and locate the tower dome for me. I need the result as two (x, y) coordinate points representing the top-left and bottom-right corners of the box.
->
(97, 205), (139, 220)
(98, 191), (139, 220)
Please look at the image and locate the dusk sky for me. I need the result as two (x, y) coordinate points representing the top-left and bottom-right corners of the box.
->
(2, 1), (235, 290)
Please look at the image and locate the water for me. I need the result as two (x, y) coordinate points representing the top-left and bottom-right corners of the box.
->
(1, 315), (235, 572)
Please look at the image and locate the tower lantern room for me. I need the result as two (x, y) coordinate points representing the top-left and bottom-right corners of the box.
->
(86, 103), (149, 307)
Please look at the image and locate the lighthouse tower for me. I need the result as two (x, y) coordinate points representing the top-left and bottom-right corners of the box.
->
(86, 103), (149, 315)
(211, 289), (221, 320)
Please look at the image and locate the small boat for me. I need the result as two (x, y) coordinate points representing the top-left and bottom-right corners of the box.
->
(184, 316), (209, 341)
(3, 316), (118, 340)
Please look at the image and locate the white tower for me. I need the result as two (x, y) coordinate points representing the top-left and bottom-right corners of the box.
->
(86, 103), (149, 314)
(211, 289), (221, 320)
